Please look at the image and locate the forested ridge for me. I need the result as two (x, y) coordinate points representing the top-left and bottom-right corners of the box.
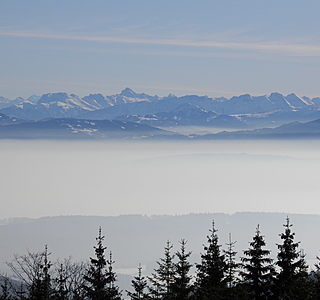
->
(1, 217), (319, 300)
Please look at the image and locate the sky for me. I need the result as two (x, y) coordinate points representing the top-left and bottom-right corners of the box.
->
(2, 1), (320, 99)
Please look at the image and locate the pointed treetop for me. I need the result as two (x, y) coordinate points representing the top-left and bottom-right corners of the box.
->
(97, 226), (105, 241)
(285, 216), (292, 228)
(256, 224), (261, 235)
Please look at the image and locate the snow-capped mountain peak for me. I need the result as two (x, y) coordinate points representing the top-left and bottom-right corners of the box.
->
(120, 87), (138, 98)
(26, 95), (41, 103)
(38, 92), (95, 110)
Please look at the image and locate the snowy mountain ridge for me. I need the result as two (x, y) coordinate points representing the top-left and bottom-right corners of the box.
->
(1, 88), (320, 128)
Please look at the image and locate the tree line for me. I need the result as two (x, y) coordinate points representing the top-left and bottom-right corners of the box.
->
(1, 217), (320, 299)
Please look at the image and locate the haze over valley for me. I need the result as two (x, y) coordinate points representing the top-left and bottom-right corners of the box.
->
(1, 139), (319, 219)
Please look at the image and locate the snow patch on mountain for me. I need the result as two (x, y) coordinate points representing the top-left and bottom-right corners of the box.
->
(285, 93), (311, 108)
(82, 94), (113, 109)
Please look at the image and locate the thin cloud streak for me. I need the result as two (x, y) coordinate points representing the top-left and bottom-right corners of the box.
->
(2, 30), (320, 57)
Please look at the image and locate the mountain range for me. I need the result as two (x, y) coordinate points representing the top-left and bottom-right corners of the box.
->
(2, 88), (320, 139)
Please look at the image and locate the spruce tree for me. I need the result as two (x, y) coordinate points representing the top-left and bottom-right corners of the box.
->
(310, 255), (320, 300)
(171, 239), (193, 300)
(240, 225), (274, 300)
(223, 233), (242, 299)
(276, 217), (309, 300)
(52, 264), (68, 300)
(28, 245), (52, 300)
(148, 240), (175, 299)
(195, 220), (226, 300)
(84, 227), (122, 300)
(224, 233), (239, 289)
(105, 252), (122, 300)
(127, 264), (148, 300)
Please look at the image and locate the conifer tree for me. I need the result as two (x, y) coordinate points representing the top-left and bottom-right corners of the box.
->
(84, 227), (122, 300)
(223, 233), (243, 299)
(224, 233), (239, 289)
(195, 220), (226, 300)
(276, 217), (309, 300)
(127, 264), (148, 300)
(52, 264), (68, 300)
(171, 239), (193, 300)
(28, 245), (52, 300)
(310, 255), (320, 300)
(240, 225), (274, 300)
(105, 251), (122, 300)
(149, 240), (175, 299)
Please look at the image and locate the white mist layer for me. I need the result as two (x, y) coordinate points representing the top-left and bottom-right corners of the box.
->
(1, 139), (320, 219)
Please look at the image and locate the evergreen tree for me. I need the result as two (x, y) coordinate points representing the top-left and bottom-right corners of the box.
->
(84, 227), (122, 300)
(127, 264), (149, 300)
(223, 233), (243, 299)
(310, 255), (320, 300)
(105, 252), (122, 300)
(240, 225), (274, 300)
(52, 264), (68, 300)
(195, 220), (226, 300)
(224, 233), (239, 289)
(148, 240), (175, 299)
(171, 239), (193, 300)
(276, 217), (309, 300)
(28, 245), (52, 300)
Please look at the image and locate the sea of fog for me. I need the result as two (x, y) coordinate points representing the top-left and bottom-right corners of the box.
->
(1, 139), (320, 219)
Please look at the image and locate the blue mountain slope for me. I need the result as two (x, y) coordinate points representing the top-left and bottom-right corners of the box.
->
(198, 118), (320, 140)
(0, 118), (181, 140)
(0, 113), (27, 125)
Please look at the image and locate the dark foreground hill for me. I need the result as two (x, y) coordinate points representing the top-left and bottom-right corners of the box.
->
(1, 212), (319, 272)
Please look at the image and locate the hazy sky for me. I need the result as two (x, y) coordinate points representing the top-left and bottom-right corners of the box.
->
(2, 1), (320, 99)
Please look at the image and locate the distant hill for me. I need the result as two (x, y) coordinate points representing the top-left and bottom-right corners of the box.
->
(199, 118), (320, 139)
(1, 212), (319, 273)
(0, 113), (27, 125)
(2, 115), (320, 140)
(0, 118), (181, 140)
